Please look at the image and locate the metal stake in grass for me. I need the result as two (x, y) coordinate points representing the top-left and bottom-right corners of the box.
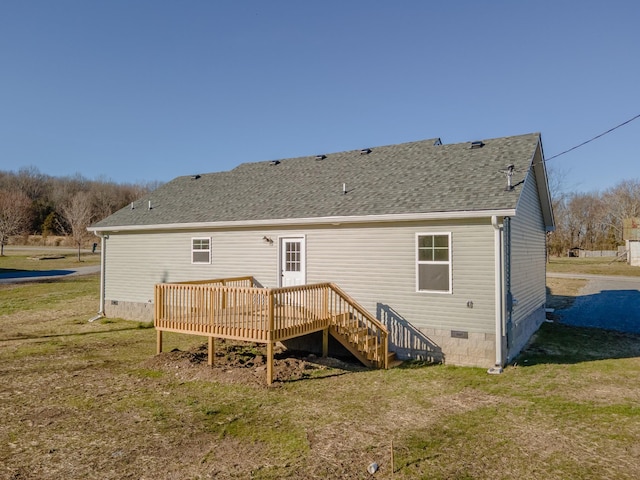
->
(391, 439), (395, 477)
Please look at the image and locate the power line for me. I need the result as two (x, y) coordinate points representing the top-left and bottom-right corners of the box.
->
(545, 113), (640, 162)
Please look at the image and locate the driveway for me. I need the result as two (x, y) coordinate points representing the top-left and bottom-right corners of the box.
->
(547, 273), (640, 334)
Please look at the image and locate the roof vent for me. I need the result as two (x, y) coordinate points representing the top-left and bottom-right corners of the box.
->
(360, 148), (372, 155)
(433, 138), (443, 146)
(315, 154), (327, 161)
(470, 141), (485, 149)
(504, 164), (515, 191)
(191, 174), (201, 180)
(270, 160), (281, 166)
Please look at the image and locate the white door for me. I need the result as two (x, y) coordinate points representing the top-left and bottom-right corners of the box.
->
(280, 237), (306, 287)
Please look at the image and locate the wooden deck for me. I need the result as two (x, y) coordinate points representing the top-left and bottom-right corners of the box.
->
(154, 276), (389, 384)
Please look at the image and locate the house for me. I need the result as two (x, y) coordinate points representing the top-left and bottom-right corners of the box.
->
(88, 132), (554, 370)
(624, 218), (640, 266)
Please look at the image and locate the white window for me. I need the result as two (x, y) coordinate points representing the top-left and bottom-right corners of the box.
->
(191, 237), (211, 264)
(416, 233), (451, 293)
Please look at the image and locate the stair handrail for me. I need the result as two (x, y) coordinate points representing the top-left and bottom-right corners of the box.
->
(327, 282), (389, 369)
(327, 282), (388, 335)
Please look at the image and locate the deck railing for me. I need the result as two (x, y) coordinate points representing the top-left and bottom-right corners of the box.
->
(154, 278), (389, 382)
(324, 282), (389, 368)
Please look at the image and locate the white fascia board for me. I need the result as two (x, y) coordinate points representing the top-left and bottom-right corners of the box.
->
(87, 209), (515, 233)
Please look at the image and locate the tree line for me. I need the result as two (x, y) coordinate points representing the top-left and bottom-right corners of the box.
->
(1, 165), (638, 260)
(0, 166), (159, 257)
(547, 177), (640, 257)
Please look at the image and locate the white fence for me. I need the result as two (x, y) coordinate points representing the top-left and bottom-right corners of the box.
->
(579, 250), (618, 258)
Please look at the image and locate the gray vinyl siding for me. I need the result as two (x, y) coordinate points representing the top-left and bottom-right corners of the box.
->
(104, 219), (497, 335)
(307, 220), (496, 334)
(104, 229), (281, 303)
(509, 162), (547, 331)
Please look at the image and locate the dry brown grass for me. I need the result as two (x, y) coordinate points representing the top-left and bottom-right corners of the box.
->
(546, 276), (587, 311)
(548, 256), (640, 276)
(2, 274), (640, 479)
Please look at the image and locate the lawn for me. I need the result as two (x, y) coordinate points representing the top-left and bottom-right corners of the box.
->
(0, 248), (100, 274)
(1, 269), (639, 478)
(547, 255), (640, 276)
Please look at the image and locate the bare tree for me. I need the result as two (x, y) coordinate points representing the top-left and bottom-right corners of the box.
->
(547, 195), (570, 256)
(90, 178), (142, 222)
(565, 193), (612, 250)
(14, 166), (47, 201)
(59, 191), (94, 261)
(602, 179), (640, 244)
(0, 189), (32, 256)
(546, 165), (570, 256)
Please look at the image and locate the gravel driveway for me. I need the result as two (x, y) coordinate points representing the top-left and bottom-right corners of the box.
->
(547, 273), (640, 334)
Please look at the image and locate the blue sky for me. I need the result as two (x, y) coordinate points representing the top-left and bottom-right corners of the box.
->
(1, 1), (638, 193)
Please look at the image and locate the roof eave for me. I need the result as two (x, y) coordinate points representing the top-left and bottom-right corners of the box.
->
(87, 208), (517, 233)
(533, 135), (556, 230)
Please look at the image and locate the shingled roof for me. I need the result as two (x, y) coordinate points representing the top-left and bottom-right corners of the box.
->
(90, 133), (548, 230)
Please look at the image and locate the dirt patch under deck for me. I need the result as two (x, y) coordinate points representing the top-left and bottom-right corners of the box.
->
(145, 339), (368, 386)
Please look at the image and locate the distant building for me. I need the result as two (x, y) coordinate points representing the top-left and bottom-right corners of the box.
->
(623, 218), (640, 266)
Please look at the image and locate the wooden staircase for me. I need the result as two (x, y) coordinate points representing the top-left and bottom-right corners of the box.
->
(329, 324), (400, 369)
(325, 284), (391, 370)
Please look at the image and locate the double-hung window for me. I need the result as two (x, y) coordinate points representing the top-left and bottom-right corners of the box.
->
(416, 233), (451, 293)
(191, 237), (211, 264)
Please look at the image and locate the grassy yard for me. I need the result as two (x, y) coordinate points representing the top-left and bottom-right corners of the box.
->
(0, 249), (100, 274)
(547, 255), (640, 276)
(1, 265), (639, 478)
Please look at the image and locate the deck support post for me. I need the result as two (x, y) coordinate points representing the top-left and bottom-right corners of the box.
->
(266, 342), (274, 385)
(208, 336), (215, 366)
(266, 289), (275, 385)
(156, 330), (163, 355)
(322, 328), (329, 358)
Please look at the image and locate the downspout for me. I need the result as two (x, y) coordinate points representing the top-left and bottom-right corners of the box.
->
(89, 232), (106, 322)
(488, 216), (504, 374)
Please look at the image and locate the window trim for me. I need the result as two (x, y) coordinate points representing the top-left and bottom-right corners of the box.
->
(416, 232), (452, 294)
(191, 237), (212, 265)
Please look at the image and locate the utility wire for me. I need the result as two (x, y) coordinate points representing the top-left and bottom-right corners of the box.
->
(545, 113), (640, 162)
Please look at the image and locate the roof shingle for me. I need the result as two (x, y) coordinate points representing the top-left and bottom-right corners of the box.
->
(91, 133), (541, 229)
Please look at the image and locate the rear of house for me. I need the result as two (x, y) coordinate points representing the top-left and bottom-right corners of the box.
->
(89, 133), (554, 368)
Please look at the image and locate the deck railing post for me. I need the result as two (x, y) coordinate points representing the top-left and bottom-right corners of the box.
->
(267, 290), (275, 385)
(154, 285), (159, 327)
(383, 332), (389, 369)
(323, 286), (329, 319)
(268, 289), (275, 340)
(222, 280), (227, 309)
(155, 284), (163, 355)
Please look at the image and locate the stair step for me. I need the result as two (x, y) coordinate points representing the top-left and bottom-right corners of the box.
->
(328, 312), (388, 370)
(387, 351), (403, 368)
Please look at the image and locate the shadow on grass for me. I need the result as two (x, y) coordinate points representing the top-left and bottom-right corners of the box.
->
(517, 321), (640, 366)
(0, 323), (154, 343)
(279, 370), (354, 384)
(396, 360), (443, 369)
